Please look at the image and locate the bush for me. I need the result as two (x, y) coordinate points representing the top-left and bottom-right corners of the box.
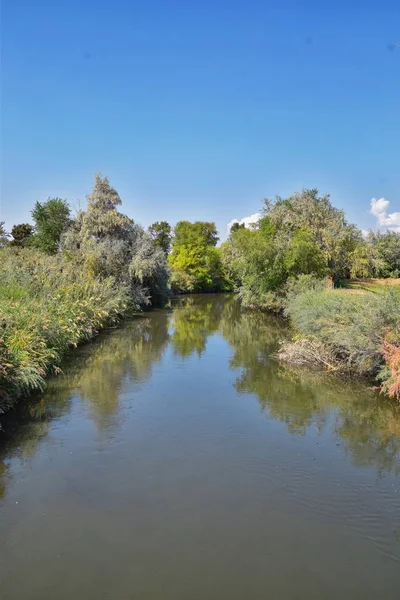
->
(280, 282), (400, 397)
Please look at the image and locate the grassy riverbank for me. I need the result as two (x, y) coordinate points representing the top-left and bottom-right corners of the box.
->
(279, 276), (400, 399)
(219, 190), (400, 400)
(0, 173), (171, 418)
(0, 248), (131, 415)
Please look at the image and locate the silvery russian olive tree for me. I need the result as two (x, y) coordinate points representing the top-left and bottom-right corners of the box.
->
(62, 173), (170, 307)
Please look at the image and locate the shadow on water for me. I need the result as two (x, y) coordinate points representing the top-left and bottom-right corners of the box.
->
(1, 294), (400, 501)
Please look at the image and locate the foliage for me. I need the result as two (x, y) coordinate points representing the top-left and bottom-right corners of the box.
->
(366, 230), (400, 277)
(3, 176), (400, 412)
(31, 197), (71, 254)
(284, 228), (328, 278)
(148, 221), (172, 255)
(10, 223), (34, 247)
(222, 189), (400, 311)
(62, 173), (170, 306)
(380, 326), (400, 400)
(221, 189), (360, 310)
(0, 173), (172, 416)
(263, 189), (361, 283)
(173, 220), (219, 248)
(0, 222), (9, 248)
(230, 222), (245, 233)
(281, 282), (400, 397)
(221, 214), (328, 310)
(0, 247), (130, 414)
(169, 220), (231, 293)
(381, 341), (400, 399)
(349, 241), (385, 279)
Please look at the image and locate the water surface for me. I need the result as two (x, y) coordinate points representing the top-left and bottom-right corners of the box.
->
(1, 294), (400, 599)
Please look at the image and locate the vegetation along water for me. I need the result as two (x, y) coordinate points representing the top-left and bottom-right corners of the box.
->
(1, 175), (400, 415)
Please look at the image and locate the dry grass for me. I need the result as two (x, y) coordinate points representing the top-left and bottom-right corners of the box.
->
(343, 278), (400, 293)
(278, 338), (345, 372)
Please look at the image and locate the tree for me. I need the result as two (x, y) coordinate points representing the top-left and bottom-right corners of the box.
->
(349, 241), (386, 279)
(169, 220), (229, 292)
(32, 198), (71, 254)
(221, 217), (286, 310)
(173, 221), (219, 249)
(263, 189), (361, 283)
(62, 173), (169, 307)
(221, 189), (365, 310)
(0, 222), (9, 248)
(284, 228), (328, 277)
(367, 230), (400, 277)
(148, 221), (172, 254)
(10, 223), (34, 247)
(230, 222), (245, 233)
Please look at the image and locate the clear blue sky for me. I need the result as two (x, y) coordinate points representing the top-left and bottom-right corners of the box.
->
(1, 0), (399, 239)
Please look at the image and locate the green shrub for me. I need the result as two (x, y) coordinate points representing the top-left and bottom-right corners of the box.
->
(281, 282), (400, 395)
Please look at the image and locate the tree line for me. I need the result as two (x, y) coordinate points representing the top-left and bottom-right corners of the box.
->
(221, 189), (400, 310)
(3, 185), (400, 302)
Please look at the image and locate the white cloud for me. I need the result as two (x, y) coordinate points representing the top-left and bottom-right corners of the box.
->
(370, 197), (400, 232)
(227, 212), (261, 234)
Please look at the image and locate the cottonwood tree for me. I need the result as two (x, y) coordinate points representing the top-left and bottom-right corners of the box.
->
(148, 221), (172, 255)
(168, 220), (230, 292)
(32, 198), (71, 254)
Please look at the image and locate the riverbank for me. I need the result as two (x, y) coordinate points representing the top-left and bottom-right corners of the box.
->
(278, 276), (400, 399)
(0, 248), (132, 417)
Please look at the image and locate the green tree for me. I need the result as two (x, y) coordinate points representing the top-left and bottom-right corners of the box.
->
(367, 230), (400, 277)
(148, 221), (172, 254)
(221, 217), (286, 310)
(10, 223), (34, 247)
(230, 222), (245, 233)
(169, 220), (229, 292)
(173, 221), (219, 248)
(0, 222), (9, 248)
(349, 241), (386, 279)
(221, 189), (364, 310)
(32, 198), (71, 254)
(263, 189), (361, 283)
(284, 228), (328, 277)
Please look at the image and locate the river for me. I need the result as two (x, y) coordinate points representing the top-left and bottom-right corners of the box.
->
(1, 294), (400, 599)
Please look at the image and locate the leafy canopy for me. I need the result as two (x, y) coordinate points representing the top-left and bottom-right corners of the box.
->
(10, 223), (34, 247)
(148, 221), (172, 254)
(169, 220), (230, 293)
(221, 189), (362, 309)
(230, 222), (245, 233)
(173, 221), (219, 249)
(32, 198), (71, 254)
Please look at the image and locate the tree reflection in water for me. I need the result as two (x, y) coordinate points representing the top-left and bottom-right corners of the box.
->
(1, 293), (400, 502)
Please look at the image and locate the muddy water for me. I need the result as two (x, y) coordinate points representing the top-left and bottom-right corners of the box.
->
(1, 294), (400, 599)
